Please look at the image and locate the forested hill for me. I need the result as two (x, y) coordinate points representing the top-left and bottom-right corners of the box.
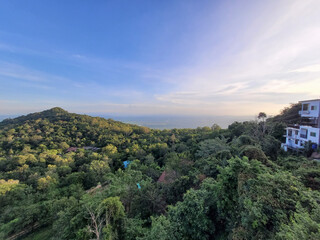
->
(0, 107), (151, 153)
(0, 107), (149, 135)
(1, 108), (320, 240)
(0, 107), (71, 127)
(267, 103), (301, 125)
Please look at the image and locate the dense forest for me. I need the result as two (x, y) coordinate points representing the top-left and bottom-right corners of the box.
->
(1, 106), (320, 240)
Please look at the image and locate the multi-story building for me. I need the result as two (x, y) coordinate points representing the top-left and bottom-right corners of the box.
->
(282, 99), (320, 151)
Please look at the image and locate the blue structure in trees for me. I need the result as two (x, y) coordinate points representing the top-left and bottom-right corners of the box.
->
(123, 160), (132, 169)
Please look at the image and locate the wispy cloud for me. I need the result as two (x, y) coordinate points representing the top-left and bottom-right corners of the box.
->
(153, 0), (320, 115)
(291, 64), (320, 73)
(0, 62), (51, 83)
(1, 0), (319, 116)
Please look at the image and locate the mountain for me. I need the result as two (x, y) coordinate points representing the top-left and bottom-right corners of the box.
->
(0, 107), (147, 133)
(0, 107), (151, 150)
(0, 107), (69, 127)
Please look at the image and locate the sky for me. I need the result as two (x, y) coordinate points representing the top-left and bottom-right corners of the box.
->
(0, 0), (320, 117)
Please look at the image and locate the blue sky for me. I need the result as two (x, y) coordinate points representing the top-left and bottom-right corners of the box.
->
(1, 0), (320, 116)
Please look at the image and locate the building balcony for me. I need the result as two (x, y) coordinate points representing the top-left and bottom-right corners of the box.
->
(299, 110), (310, 115)
(287, 124), (300, 129)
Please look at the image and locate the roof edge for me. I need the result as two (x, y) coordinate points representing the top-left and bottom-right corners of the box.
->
(299, 99), (320, 103)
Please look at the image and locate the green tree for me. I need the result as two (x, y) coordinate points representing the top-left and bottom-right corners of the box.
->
(86, 196), (125, 240)
(168, 188), (214, 240)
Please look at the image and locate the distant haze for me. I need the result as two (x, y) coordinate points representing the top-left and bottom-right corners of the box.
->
(96, 115), (254, 129)
(0, 114), (253, 129)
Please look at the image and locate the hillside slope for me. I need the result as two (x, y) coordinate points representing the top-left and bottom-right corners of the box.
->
(267, 103), (301, 125)
(1, 107), (320, 240)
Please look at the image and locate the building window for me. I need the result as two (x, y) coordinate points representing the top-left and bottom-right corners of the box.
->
(300, 129), (308, 139)
(311, 106), (317, 110)
(310, 132), (316, 137)
(295, 139), (299, 145)
(300, 141), (304, 147)
(288, 129), (292, 136)
(295, 130), (299, 135)
(303, 104), (309, 111)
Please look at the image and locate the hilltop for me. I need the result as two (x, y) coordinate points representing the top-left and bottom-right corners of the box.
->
(0, 108), (151, 149)
(0, 107), (147, 133)
(0, 107), (69, 127)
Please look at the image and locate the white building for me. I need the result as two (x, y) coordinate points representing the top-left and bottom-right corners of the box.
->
(282, 99), (320, 151)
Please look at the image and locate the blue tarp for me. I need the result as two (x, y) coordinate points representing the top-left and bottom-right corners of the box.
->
(123, 160), (132, 168)
(137, 183), (141, 189)
(312, 144), (317, 150)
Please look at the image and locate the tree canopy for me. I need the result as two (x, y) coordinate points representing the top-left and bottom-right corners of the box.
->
(0, 107), (319, 240)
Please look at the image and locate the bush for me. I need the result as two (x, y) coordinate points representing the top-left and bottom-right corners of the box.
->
(240, 146), (268, 163)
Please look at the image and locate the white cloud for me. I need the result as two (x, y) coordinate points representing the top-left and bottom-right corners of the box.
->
(291, 64), (320, 73)
(154, 0), (320, 115)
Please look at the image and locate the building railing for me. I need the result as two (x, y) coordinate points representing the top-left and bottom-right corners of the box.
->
(287, 124), (300, 129)
(299, 110), (310, 115)
(300, 119), (319, 127)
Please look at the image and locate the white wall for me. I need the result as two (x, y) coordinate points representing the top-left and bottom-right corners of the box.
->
(299, 125), (320, 144)
(285, 127), (304, 149)
(300, 100), (320, 118)
(284, 126), (320, 150)
(283, 100), (320, 151)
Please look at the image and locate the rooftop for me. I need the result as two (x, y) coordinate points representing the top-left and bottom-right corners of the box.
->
(299, 99), (320, 103)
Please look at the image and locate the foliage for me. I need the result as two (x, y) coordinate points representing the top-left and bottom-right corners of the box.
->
(0, 107), (319, 240)
(0, 179), (21, 195)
